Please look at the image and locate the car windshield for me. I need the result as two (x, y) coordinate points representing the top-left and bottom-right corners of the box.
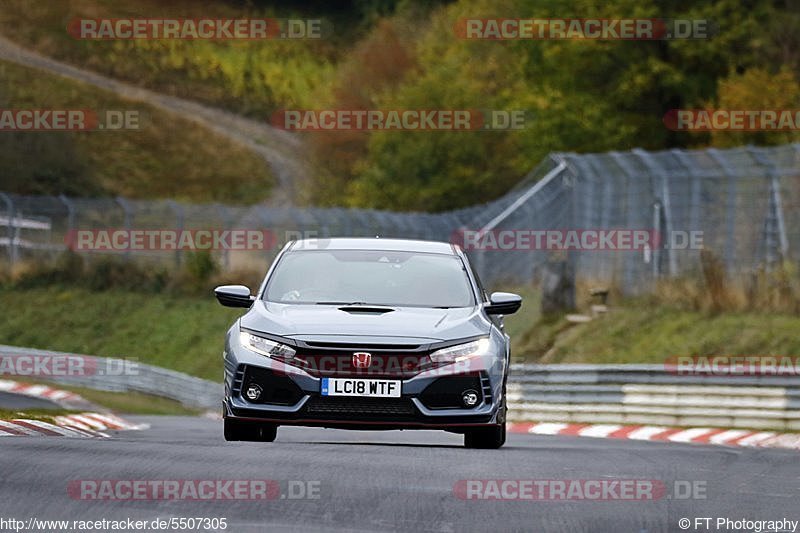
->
(263, 249), (475, 308)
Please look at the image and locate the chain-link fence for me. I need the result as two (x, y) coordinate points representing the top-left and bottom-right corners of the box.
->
(2, 143), (799, 291)
(490, 143), (800, 291)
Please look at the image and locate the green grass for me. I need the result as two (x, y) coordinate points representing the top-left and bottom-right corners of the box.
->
(45, 384), (201, 415)
(500, 284), (540, 345)
(0, 59), (274, 201)
(1, 376), (201, 416)
(497, 285), (575, 362)
(0, 408), (77, 423)
(539, 306), (800, 364)
(0, 0), (340, 118)
(0, 286), (242, 380)
(0, 386), (198, 418)
(489, 284), (800, 364)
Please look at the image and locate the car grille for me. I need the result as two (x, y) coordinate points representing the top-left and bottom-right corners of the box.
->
(304, 397), (417, 420)
(303, 341), (422, 350)
(293, 351), (432, 378)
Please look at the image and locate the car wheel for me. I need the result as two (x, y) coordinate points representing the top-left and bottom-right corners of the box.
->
(254, 423), (278, 442)
(224, 417), (246, 441)
(463, 388), (507, 449)
(464, 422), (506, 449)
(224, 418), (239, 441)
(224, 419), (278, 442)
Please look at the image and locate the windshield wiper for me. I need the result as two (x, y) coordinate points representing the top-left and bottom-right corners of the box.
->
(315, 301), (369, 305)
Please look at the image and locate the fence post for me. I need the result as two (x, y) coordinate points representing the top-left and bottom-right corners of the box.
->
(58, 194), (75, 249)
(670, 148), (701, 234)
(609, 152), (645, 290)
(600, 165), (614, 280)
(472, 157), (568, 285)
(0, 193), (16, 269)
(748, 146), (788, 269)
(215, 204), (232, 270)
(634, 149), (676, 277)
(561, 160), (580, 284)
(652, 201), (663, 278)
(576, 156), (602, 281)
(115, 196), (133, 262)
(707, 149), (738, 274)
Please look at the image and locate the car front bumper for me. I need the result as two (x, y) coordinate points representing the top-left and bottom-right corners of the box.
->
(222, 331), (507, 431)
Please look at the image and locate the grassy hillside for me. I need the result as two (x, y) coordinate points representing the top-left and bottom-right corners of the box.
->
(0, 60), (274, 201)
(1, 286), (799, 380)
(0, 0), (344, 117)
(2, 0), (796, 209)
(534, 306), (800, 364)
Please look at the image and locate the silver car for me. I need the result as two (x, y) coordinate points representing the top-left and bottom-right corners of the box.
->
(215, 238), (521, 448)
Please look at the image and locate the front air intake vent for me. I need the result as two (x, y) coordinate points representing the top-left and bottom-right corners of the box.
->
(338, 306), (395, 314)
(303, 341), (422, 351)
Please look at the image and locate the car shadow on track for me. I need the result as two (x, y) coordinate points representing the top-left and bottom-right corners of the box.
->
(293, 441), (472, 449)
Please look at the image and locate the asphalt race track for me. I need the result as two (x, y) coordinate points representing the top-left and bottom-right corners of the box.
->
(1, 416), (799, 532)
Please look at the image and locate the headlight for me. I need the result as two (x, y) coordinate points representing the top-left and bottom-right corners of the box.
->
(239, 331), (296, 358)
(429, 338), (491, 364)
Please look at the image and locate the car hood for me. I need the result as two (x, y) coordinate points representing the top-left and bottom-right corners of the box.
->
(239, 300), (490, 343)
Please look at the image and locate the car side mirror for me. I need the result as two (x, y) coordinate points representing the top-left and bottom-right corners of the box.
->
(484, 292), (522, 315)
(214, 285), (255, 308)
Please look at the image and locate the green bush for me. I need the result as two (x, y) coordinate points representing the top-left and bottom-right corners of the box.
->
(184, 251), (219, 283)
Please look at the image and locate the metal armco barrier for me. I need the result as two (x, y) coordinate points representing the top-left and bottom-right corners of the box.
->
(0, 345), (221, 410)
(508, 364), (800, 431)
(2, 344), (798, 431)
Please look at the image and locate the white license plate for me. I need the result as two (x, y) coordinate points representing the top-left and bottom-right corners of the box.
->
(320, 378), (401, 398)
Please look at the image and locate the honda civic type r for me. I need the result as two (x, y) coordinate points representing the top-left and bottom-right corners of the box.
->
(215, 238), (521, 449)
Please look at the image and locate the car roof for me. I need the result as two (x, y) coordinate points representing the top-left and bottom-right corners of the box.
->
(289, 237), (457, 255)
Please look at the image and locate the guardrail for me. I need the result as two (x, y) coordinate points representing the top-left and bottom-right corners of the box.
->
(508, 364), (800, 431)
(1, 345), (797, 431)
(0, 345), (221, 410)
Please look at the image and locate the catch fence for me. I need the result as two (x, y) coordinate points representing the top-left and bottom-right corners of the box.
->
(2, 143), (799, 290)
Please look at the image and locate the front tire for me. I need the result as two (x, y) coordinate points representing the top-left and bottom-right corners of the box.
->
(464, 422), (506, 449)
(224, 418), (278, 442)
(464, 387), (507, 449)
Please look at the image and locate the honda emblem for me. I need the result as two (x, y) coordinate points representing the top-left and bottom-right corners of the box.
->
(352, 352), (372, 368)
